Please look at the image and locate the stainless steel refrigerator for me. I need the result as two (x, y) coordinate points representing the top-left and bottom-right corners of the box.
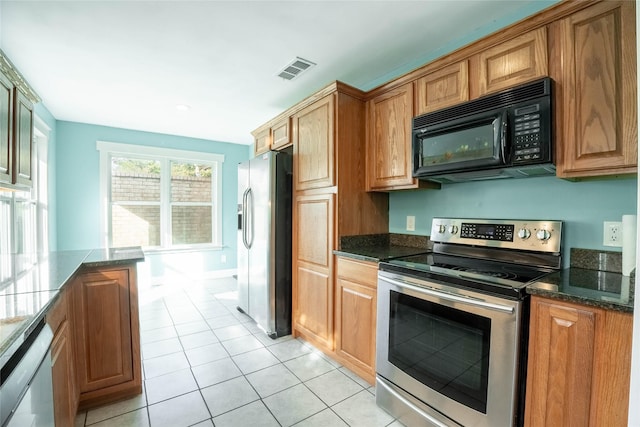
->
(237, 150), (292, 338)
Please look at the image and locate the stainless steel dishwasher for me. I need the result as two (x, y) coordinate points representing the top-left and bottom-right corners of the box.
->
(1, 318), (55, 427)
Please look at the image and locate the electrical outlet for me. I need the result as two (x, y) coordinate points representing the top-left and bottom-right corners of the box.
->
(406, 216), (416, 231)
(603, 221), (623, 247)
(221, 254), (227, 264)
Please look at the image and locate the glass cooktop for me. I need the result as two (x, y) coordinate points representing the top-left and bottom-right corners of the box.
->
(384, 253), (555, 291)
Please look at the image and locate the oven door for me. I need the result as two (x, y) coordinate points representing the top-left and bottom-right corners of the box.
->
(413, 108), (507, 178)
(376, 270), (523, 427)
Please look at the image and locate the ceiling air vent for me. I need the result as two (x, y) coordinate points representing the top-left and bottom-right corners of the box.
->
(277, 57), (316, 80)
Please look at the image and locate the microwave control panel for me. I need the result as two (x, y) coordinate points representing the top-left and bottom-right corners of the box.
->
(511, 97), (551, 164)
(513, 103), (542, 162)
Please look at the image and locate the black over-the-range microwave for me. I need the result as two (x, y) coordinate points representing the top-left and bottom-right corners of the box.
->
(412, 77), (554, 183)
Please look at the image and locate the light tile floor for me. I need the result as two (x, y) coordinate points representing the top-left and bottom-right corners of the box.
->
(74, 276), (402, 427)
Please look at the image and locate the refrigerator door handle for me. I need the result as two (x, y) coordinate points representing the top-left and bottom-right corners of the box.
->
(242, 188), (250, 249)
(246, 187), (254, 249)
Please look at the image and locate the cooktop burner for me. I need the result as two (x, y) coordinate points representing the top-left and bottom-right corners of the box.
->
(449, 266), (519, 280)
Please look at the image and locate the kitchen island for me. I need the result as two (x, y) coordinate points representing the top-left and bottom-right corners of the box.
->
(0, 247), (144, 425)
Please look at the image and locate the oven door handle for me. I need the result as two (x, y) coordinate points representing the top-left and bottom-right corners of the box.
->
(380, 276), (515, 314)
(377, 377), (453, 427)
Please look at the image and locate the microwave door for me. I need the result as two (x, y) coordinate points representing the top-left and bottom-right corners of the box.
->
(414, 111), (505, 176)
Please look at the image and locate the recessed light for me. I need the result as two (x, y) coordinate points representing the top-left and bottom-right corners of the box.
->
(175, 104), (191, 111)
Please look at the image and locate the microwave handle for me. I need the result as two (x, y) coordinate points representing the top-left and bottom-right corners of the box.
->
(500, 110), (508, 162)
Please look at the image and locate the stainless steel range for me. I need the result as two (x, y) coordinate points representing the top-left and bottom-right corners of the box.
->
(376, 218), (562, 427)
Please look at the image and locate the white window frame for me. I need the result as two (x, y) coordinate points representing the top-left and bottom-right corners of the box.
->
(97, 141), (224, 251)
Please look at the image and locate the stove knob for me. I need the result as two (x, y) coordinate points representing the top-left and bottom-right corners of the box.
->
(536, 229), (551, 241)
(448, 225), (459, 235)
(517, 228), (531, 240)
(438, 224), (446, 234)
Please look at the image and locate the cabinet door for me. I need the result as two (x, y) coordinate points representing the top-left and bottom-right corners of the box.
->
(554, 1), (637, 177)
(73, 268), (134, 393)
(335, 257), (377, 384)
(477, 27), (548, 96)
(253, 128), (270, 156)
(525, 297), (598, 427)
(294, 95), (335, 191)
(51, 320), (77, 427)
(0, 71), (12, 185)
(293, 193), (334, 350)
(366, 83), (416, 190)
(271, 117), (291, 150)
(415, 61), (469, 115)
(13, 89), (33, 187)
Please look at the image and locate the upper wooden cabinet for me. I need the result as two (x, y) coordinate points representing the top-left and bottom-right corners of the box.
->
(415, 61), (469, 115)
(13, 89), (33, 187)
(0, 70), (13, 185)
(0, 52), (37, 189)
(271, 117), (292, 150)
(525, 296), (632, 427)
(294, 94), (335, 191)
(253, 127), (270, 156)
(0, 71), (34, 189)
(366, 83), (414, 191)
(476, 27), (548, 96)
(552, 1), (637, 178)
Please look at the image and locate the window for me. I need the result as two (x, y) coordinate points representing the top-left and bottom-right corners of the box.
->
(98, 141), (223, 250)
(0, 117), (48, 257)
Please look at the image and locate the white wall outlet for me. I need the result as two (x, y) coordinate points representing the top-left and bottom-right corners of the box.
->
(406, 215), (416, 231)
(603, 221), (623, 247)
(221, 254), (227, 264)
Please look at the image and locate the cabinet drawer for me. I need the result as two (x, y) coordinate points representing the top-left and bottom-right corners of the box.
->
(47, 288), (68, 334)
(336, 257), (377, 287)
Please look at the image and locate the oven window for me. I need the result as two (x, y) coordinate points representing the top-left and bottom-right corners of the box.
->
(388, 291), (490, 413)
(420, 118), (497, 166)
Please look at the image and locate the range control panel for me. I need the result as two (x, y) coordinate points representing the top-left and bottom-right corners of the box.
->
(431, 218), (562, 253)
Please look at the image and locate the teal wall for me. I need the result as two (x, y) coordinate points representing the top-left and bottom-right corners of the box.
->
(55, 121), (250, 276)
(389, 176), (637, 266)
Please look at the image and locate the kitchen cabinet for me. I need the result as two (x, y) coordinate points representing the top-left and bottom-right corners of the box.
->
(271, 117), (291, 150)
(253, 127), (270, 156)
(293, 94), (335, 191)
(47, 287), (78, 427)
(290, 82), (388, 355)
(293, 193), (334, 350)
(551, 1), (637, 178)
(13, 89), (33, 187)
(0, 68), (34, 189)
(335, 256), (377, 384)
(525, 296), (632, 427)
(415, 61), (469, 115)
(72, 265), (142, 410)
(475, 27), (548, 96)
(0, 70), (13, 185)
(366, 83), (438, 191)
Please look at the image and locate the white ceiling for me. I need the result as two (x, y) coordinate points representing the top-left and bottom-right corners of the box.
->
(0, 1), (554, 146)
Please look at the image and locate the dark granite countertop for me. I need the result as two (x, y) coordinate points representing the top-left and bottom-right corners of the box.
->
(526, 249), (634, 313)
(0, 247), (144, 370)
(334, 233), (431, 262)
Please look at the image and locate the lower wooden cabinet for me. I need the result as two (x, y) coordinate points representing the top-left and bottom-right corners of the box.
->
(293, 193), (335, 352)
(72, 265), (142, 409)
(47, 288), (78, 427)
(47, 263), (142, 423)
(525, 296), (632, 427)
(334, 257), (377, 384)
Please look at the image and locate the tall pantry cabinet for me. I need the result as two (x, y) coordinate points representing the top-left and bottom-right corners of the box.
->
(291, 82), (388, 354)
